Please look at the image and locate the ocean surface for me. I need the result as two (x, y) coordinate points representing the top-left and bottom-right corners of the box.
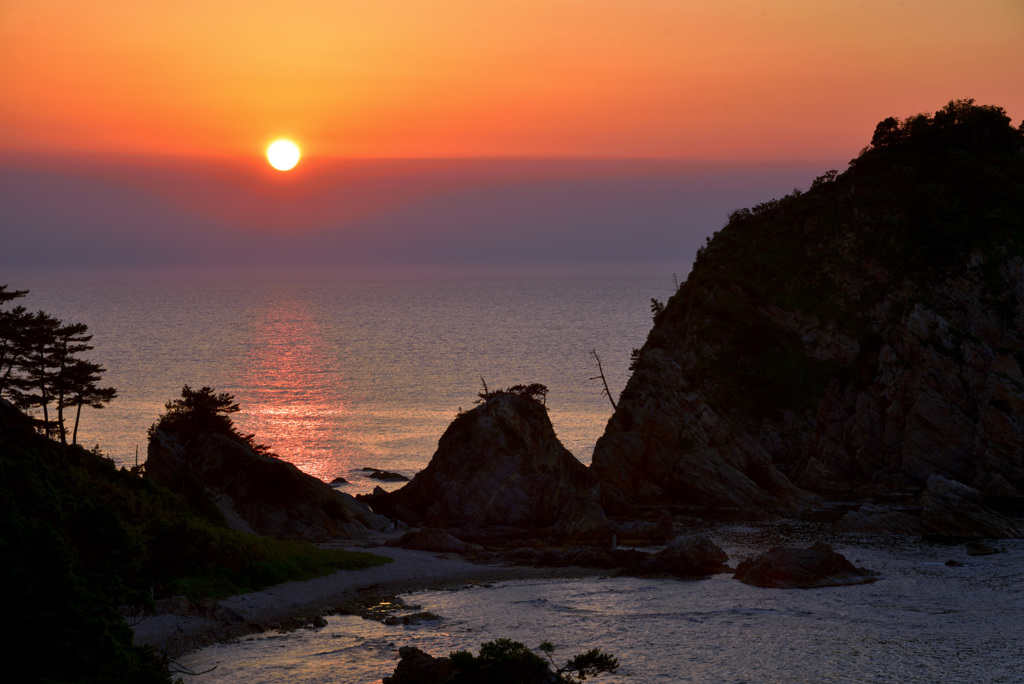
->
(17, 275), (672, 491)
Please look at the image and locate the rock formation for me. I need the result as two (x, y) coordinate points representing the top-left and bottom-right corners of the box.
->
(837, 502), (926, 536)
(919, 475), (1022, 538)
(147, 426), (390, 541)
(372, 391), (608, 539)
(733, 543), (877, 588)
(385, 528), (483, 554)
(624, 534), (731, 578)
(593, 348), (806, 510)
(838, 475), (1022, 538)
(592, 100), (1024, 530)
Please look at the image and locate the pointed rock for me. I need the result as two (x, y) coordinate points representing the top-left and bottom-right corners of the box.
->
(378, 392), (608, 538)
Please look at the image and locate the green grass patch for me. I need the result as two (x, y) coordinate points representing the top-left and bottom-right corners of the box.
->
(163, 532), (391, 599)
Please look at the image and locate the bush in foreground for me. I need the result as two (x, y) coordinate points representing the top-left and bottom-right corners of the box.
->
(384, 638), (619, 684)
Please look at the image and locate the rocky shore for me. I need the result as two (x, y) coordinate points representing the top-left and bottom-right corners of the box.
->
(135, 382), (1020, 662)
(131, 537), (609, 660)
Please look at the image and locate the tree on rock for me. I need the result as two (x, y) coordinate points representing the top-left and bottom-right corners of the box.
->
(150, 385), (240, 435)
(149, 384), (269, 454)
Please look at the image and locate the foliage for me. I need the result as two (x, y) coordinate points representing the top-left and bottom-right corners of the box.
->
(149, 384), (271, 454)
(0, 285), (116, 444)
(446, 639), (553, 683)
(476, 380), (550, 406)
(649, 297), (666, 323)
(440, 639), (618, 684)
(540, 642), (620, 682)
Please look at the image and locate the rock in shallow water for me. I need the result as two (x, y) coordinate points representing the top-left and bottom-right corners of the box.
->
(964, 541), (1002, 556)
(625, 534), (731, 578)
(733, 543), (877, 588)
(363, 467), (409, 482)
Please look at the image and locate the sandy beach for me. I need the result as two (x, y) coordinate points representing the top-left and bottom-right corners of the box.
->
(132, 536), (605, 660)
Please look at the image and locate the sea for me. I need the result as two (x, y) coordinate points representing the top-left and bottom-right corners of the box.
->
(15, 276), (1024, 683)
(17, 275), (671, 490)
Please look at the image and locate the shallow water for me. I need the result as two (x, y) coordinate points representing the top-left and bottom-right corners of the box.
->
(177, 530), (1024, 683)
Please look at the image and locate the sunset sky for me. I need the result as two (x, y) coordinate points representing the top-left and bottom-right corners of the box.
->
(2, 0), (1023, 278)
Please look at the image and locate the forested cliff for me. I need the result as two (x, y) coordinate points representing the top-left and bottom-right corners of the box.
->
(593, 100), (1024, 510)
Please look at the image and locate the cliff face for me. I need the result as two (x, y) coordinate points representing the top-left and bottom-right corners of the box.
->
(801, 271), (1024, 496)
(593, 100), (1024, 508)
(592, 347), (806, 509)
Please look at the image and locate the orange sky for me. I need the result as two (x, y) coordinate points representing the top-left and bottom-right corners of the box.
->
(1, 0), (1022, 161)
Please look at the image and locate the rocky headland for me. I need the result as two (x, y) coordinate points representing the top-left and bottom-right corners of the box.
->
(589, 99), (1024, 537)
(156, 103), (1024, 622)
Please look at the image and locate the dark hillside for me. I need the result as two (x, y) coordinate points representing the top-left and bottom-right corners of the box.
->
(0, 400), (170, 681)
(0, 397), (387, 683)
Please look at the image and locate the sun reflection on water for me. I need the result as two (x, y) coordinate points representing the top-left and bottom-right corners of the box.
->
(234, 291), (354, 483)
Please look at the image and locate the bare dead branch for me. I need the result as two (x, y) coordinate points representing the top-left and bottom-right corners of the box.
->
(589, 349), (617, 410)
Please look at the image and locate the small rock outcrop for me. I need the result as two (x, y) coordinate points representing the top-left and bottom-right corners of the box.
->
(837, 502), (926, 536)
(385, 528), (482, 554)
(374, 391), (608, 539)
(733, 543), (878, 588)
(965, 541), (1001, 556)
(363, 467), (409, 482)
(625, 534), (731, 578)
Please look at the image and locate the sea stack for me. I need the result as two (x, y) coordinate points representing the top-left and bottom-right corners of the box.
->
(375, 389), (608, 539)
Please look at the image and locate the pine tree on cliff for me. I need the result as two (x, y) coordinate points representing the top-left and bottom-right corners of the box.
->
(149, 384), (270, 454)
(0, 285), (30, 395)
(0, 285), (117, 443)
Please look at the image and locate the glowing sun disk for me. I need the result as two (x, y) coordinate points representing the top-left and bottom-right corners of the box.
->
(267, 139), (300, 170)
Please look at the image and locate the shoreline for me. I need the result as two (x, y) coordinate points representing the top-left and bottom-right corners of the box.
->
(136, 514), (1024, 661)
(131, 537), (610, 660)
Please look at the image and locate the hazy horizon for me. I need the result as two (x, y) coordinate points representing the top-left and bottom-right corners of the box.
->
(2, 154), (833, 282)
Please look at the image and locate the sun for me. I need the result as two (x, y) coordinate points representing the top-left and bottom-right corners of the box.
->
(266, 139), (301, 171)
